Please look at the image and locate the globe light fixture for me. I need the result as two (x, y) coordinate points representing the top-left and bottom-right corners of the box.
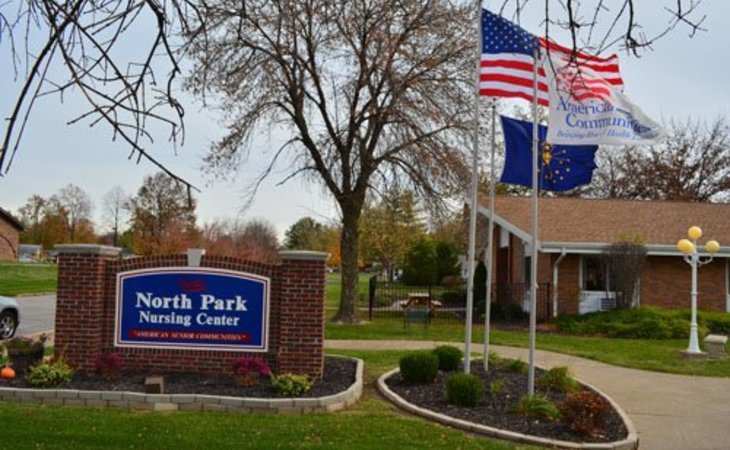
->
(677, 239), (694, 255)
(705, 240), (720, 254)
(678, 226), (720, 355)
(688, 226), (703, 241)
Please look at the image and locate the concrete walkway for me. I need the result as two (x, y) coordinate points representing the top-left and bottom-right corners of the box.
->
(326, 339), (730, 450)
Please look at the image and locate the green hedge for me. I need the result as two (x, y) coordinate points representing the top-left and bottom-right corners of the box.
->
(553, 307), (706, 339)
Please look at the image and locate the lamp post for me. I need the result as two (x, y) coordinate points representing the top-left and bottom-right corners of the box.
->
(676, 226), (720, 355)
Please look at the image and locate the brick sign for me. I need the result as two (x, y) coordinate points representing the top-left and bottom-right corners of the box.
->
(115, 268), (270, 352)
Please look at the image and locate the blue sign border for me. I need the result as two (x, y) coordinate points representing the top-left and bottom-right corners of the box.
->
(114, 267), (270, 352)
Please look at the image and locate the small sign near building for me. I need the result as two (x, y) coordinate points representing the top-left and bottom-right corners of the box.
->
(115, 268), (270, 352)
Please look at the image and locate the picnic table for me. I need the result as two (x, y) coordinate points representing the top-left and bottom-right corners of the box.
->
(401, 293), (442, 328)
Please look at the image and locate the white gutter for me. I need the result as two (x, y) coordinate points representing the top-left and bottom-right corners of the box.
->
(551, 248), (567, 318)
(541, 242), (730, 258)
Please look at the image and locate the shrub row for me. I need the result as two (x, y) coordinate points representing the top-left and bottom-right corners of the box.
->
(399, 350), (608, 436)
(554, 307), (696, 339)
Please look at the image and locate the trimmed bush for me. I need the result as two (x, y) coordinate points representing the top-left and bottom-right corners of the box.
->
(537, 366), (579, 393)
(490, 302), (529, 323)
(513, 394), (561, 421)
(699, 311), (730, 335)
(399, 351), (439, 383)
(446, 373), (484, 407)
(440, 289), (466, 306)
(504, 358), (528, 374)
(270, 373), (312, 397)
(94, 352), (125, 380)
(487, 351), (502, 367)
(553, 307), (700, 339)
(489, 379), (505, 396)
(559, 391), (611, 437)
(432, 345), (462, 372)
(27, 358), (74, 388)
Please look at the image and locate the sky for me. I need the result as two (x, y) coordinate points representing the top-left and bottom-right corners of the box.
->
(1, 1), (728, 241)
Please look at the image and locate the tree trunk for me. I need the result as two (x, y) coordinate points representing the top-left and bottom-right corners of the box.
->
(332, 202), (363, 323)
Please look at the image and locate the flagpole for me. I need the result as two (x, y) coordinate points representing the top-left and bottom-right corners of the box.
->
(482, 100), (497, 371)
(464, 1), (483, 375)
(527, 47), (540, 396)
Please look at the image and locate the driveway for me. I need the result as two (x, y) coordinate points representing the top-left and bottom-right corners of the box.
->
(15, 294), (56, 337)
(326, 339), (730, 450)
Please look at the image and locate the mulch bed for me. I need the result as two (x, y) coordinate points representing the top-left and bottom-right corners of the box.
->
(2, 356), (356, 399)
(385, 364), (628, 444)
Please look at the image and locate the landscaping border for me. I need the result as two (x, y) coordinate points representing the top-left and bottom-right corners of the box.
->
(0, 355), (362, 414)
(377, 366), (639, 450)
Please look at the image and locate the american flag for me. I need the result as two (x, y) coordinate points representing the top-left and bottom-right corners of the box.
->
(480, 9), (624, 106)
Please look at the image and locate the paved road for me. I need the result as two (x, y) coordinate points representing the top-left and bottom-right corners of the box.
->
(326, 339), (730, 450)
(15, 294), (55, 337)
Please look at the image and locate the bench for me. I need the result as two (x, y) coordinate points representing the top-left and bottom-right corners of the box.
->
(404, 308), (430, 329)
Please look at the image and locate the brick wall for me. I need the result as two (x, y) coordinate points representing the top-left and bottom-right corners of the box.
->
(54, 245), (328, 379)
(555, 255), (580, 315)
(0, 217), (19, 261)
(640, 255), (726, 312)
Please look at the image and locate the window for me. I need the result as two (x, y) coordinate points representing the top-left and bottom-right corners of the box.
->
(582, 256), (608, 291)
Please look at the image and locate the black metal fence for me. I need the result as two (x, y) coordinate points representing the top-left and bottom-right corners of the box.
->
(366, 276), (552, 325)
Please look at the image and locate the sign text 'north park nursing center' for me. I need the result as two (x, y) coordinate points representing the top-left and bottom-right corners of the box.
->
(115, 268), (270, 351)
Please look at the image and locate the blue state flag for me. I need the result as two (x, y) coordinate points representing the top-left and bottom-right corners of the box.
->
(500, 116), (598, 192)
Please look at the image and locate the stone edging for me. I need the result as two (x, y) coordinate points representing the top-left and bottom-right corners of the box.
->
(377, 367), (639, 450)
(0, 355), (363, 414)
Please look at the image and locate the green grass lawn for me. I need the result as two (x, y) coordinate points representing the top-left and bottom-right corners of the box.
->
(325, 315), (730, 377)
(0, 350), (534, 450)
(326, 272), (373, 309)
(0, 262), (58, 296)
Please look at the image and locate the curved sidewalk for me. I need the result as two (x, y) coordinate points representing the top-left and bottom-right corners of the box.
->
(326, 339), (730, 450)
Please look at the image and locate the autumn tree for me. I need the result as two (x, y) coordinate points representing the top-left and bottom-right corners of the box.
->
(127, 172), (199, 255)
(17, 187), (95, 247)
(360, 189), (424, 281)
(202, 218), (279, 263)
(285, 217), (329, 251)
(56, 184), (94, 243)
(584, 117), (730, 202)
(17, 195), (47, 245)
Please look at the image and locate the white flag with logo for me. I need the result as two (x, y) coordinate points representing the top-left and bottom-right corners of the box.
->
(545, 54), (665, 145)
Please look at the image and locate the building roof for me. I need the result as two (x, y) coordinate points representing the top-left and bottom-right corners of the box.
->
(478, 195), (730, 256)
(0, 207), (23, 231)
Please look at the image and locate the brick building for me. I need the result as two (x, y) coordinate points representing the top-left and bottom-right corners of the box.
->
(0, 207), (23, 261)
(478, 196), (730, 317)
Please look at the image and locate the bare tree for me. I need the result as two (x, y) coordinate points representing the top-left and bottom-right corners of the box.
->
(497, 0), (706, 56)
(102, 186), (129, 247)
(584, 117), (730, 201)
(186, 0), (475, 322)
(57, 184), (93, 243)
(603, 236), (647, 309)
(0, 0), (201, 191)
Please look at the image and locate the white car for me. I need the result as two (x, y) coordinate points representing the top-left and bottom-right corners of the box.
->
(0, 296), (20, 340)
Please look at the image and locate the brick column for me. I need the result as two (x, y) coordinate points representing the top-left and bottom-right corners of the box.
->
(277, 250), (328, 379)
(54, 244), (121, 372)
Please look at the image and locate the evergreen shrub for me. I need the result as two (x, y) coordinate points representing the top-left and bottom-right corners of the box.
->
(432, 345), (462, 372)
(445, 373), (484, 407)
(399, 351), (439, 383)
